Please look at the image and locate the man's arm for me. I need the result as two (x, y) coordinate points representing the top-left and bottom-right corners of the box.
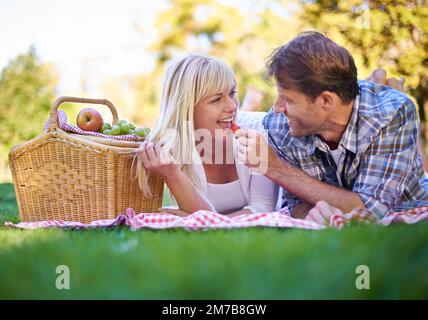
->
(265, 158), (365, 213)
(235, 129), (364, 216)
(235, 128), (364, 216)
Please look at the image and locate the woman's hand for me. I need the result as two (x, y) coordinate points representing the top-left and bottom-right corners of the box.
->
(136, 141), (180, 180)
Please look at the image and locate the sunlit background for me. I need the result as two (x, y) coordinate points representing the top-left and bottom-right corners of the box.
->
(1, 0), (427, 181)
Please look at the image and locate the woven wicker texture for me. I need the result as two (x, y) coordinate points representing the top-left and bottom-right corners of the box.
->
(9, 97), (164, 223)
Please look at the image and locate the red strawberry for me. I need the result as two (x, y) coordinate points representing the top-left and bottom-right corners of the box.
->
(230, 123), (240, 133)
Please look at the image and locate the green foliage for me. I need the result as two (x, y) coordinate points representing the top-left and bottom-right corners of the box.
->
(301, 0), (428, 118)
(132, 69), (163, 126)
(0, 47), (58, 157)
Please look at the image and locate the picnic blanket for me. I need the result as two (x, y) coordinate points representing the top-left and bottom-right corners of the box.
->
(4, 206), (428, 230)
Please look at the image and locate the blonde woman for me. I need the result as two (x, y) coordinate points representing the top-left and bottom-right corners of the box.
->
(135, 54), (279, 216)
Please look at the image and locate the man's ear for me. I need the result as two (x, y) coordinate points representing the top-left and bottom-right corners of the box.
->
(317, 91), (336, 110)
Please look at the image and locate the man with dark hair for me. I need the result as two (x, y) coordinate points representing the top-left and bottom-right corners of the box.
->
(236, 31), (428, 223)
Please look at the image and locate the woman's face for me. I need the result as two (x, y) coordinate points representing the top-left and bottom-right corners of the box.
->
(194, 84), (239, 140)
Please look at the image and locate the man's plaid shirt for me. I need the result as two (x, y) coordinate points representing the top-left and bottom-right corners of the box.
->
(263, 80), (428, 217)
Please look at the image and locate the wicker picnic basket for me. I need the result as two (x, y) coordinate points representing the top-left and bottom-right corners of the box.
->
(8, 96), (164, 223)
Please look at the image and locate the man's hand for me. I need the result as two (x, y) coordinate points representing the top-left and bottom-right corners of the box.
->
(305, 201), (343, 226)
(234, 128), (282, 175)
(366, 68), (405, 92)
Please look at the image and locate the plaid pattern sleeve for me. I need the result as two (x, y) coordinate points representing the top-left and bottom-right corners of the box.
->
(352, 98), (421, 217)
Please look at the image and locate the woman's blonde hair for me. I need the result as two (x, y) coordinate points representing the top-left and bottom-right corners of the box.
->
(134, 53), (237, 195)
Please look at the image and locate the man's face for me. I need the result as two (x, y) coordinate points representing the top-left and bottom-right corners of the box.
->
(274, 86), (327, 137)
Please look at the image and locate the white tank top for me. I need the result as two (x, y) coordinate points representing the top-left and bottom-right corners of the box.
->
(207, 179), (247, 213)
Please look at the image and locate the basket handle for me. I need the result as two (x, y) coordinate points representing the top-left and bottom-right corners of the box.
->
(47, 96), (120, 132)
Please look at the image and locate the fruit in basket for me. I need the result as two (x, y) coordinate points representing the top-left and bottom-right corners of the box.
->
(76, 108), (104, 132)
(110, 125), (122, 135)
(97, 118), (148, 136)
(119, 122), (131, 135)
(135, 127), (150, 137)
(100, 123), (111, 133)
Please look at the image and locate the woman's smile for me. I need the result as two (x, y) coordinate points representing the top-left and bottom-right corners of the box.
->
(216, 116), (235, 129)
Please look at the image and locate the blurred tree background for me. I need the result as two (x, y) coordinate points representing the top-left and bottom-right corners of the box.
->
(0, 47), (58, 180)
(1, 0), (427, 181)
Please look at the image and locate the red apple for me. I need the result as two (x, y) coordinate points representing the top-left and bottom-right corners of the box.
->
(76, 108), (104, 132)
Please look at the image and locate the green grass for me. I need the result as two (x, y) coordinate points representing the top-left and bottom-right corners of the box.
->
(1, 182), (428, 299)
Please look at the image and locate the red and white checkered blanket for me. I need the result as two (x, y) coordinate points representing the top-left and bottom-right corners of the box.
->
(4, 206), (428, 230)
(43, 110), (141, 141)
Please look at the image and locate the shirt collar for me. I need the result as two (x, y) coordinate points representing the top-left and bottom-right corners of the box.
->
(304, 95), (360, 156)
(338, 94), (359, 154)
